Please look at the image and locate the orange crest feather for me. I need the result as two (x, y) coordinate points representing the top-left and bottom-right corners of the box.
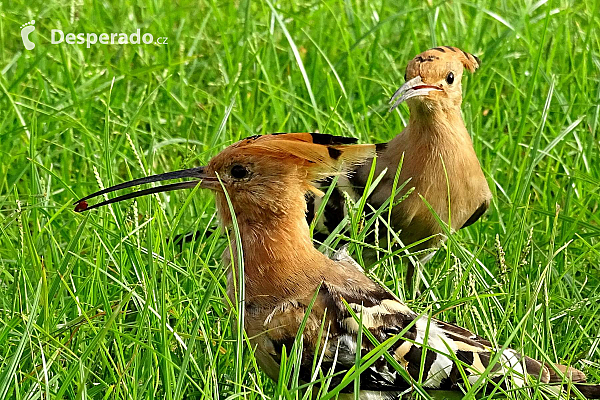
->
(253, 141), (374, 173)
(445, 46), (481, 72)
(235, 133), (375, 186)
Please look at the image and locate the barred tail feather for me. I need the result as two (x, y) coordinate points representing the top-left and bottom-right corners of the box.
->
(547, 363), (587, 383)
(577, 384), (600, 399)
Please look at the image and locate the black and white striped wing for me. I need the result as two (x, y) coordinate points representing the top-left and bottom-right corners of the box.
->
(262, 284), (550, 394)
(307, 176), (361, 239)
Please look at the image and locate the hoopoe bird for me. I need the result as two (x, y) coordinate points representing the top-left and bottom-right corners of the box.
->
(309, 46), (492, 290)
(75, 133), (598, 399)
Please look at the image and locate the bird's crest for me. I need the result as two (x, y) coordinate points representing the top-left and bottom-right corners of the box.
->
(224, 132), (375, 182)
(427, 46), (481, 72)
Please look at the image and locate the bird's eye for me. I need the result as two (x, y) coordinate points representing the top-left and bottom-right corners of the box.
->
(446, 72), (454, 84)
(404, 72), (408, 82)
(230, 164), (249, 180)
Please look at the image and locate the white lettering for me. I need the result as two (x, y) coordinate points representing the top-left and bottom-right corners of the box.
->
(49, 29), (167, 47)
(86, 33), (97, 48)
(51, 29), (64, 44)
(130, 29), (140, 44)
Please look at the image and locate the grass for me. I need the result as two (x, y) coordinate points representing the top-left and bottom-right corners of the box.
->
(1, 0), (599, 398)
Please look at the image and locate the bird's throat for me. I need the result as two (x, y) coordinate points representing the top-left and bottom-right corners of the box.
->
(224, 204), (325, 303)
(407, 106), (468, 140)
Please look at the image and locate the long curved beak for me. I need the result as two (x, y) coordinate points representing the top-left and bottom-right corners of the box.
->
(73, 166), (212, 212)
(389, 76), (443, 111)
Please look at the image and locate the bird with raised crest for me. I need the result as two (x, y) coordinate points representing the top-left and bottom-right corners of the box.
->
(74, 132), (598, 399)
(308, 46), (493, 293)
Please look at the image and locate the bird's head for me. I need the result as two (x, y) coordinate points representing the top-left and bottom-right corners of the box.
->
(74, 133), (375, 226)
(390, 46), (480, 113)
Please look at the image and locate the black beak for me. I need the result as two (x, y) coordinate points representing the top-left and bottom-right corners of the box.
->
(74, 166), (211, 212)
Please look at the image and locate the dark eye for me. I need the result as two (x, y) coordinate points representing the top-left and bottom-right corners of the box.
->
(230, 164), (248, 180)
(404, 72), (408, 82)
(446, 72), (454, 84)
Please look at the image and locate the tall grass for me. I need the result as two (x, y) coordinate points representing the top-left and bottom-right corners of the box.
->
(0, 0), (599, 398)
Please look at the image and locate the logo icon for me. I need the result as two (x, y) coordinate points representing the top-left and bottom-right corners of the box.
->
(20, 20), (36, 50)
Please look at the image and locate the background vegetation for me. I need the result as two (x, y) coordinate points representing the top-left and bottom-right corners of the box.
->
(1, 0), (599, 398)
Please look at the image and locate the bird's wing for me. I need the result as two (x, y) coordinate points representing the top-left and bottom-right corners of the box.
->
(307, 175), (362, 237)
(331, 244), (364, 271)
(460, 198), (490, 229)
(261, 285), (415, 392)
(260, 282), (555, 393)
